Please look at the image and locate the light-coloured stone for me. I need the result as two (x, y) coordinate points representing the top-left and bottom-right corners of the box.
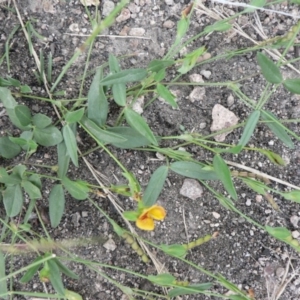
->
(129, 27), (145, 36)
(180, 179), (203, 200)
(189, 74), (204, 83)
(189, 86), (206, 103)
(165, 0), (174, 5)
(103, 238), (117, 251)
(116, 8), (131, 22)
(212, 212), (220, 219)
(200, 70), (211, 79)
(227, 94), (234, 106)
(210, 104), (239, 142)
(291, 215), (299, 227)
(292, 230), (300, 238)
(163, 20), (175, 29)
(132, 96), (144, 114)
(102, 1), (115, 16)
(80, 0), (100, 6)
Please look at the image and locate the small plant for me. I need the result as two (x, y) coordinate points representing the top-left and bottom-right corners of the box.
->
(1, 0), (300, 299)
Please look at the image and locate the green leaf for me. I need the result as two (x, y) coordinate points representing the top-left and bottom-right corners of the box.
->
(283, 78), (300, 94)
(0, 168), (21, 185)
(175, 17), (189, 43)
(33, 125), (63, 147)
(109, 54), (121, 73)
(112, 83), (126, 106)
(143, 166), (169, 206)
(244, 0), (267, 13)
(0, 87), (17, 109)
(20, 256), (43, 283)
(213, 155), (237, 200)
(156, 84), (178, 108)
(148, 273), (175, 286)
(0, 251), (7, 299)
(178, 46), (206, 74)
(261, 110), (294, 149)
(0, 137), (21, 158)
(238, 110), (260, 148)
(28, 174), (42, 190)
(14, 105), (32, 126)
(53, 258), (79, 280)
(57, 141), (70, 179)
(49, 184), (65, 228)
(108, 126), (151, 148)
(168, 283), (212, 297)
(62, 124), (78, 167)
(170, 161), (218, 180)
(48, 259), (65, 295)
(153, 69), (166, 82)
(87, 68), (108, 127)
(147, 60), (174, 73)
(123, 210), (139, 221)
(62, 177), (89, 200)
(20, 85), (32, 93)
(160, 244), (187, 257)
(64, 289), (83, 300)
(99, 69), (147, 85)
(259, 149), (286, 166)
(12, 165), (26, 179)
(32, 113), (52, 128)
(204, 20), (231, 33)
(3, 184), (23, 217)
(265, 226), (291, 240)
(122, 171), (141, 199)
(242, 178), (266, 195)
(124, 108), (158, 146)
(81, 116), (127, 144)
(22, 180), (42, 200)
(257, 52), (282, 84)
(65, 108), (85, 124)
(279, 190), (300, 203)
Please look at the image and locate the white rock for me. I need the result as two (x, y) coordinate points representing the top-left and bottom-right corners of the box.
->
(200, 70), (211, 79)
(102, 1), (115, 16)
(80, 0), (99, 6)
(210, 104), (239, 142)
(189, 73), (204, 83)
(200, 122), (206, 129)
(292, 230), (300, 238)
(132, 96), (144, 114)
(189, 87), (206, 103)
(212, 212), (220, 219)
(116, 8), (131, 22)
(165, 0), (174, 5)
(180, 179), (203, 200)
(246, 199), (251, 206)
(227, 94), (234, 106)
(291, 215), (299, 227)
(163, 20), (175, 29)
(103, 238), (117, 251)
(129, 27), (145, 36)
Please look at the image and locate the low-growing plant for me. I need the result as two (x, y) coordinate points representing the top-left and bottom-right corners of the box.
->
(1, 0), (300, 299)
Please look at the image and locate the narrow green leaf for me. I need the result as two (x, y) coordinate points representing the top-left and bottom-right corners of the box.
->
(81, 116), (127, 144)
(62, 124), (78, 167)
(99, 68), (147, 85)
(148, 273), (175, 286)
(204, 20), (231, 33)
(265, 226), (291, 240)
(108, 126), (151, 148)
(175, 17), (189, 43)
(32, 113), (52, 129)
(65, 108), (85, 124)
(48, 259), (65, 295)
(154, 69), (166, 82)
(87, 68), (108, 127)
(0, 87), (17, 109)
(259, 149), (286, 166)
(3, 184), (23, 217)
(168, 283), (212, 297)
(213, 155), (237, 200)
(0, 251), (7, 300)
(160, 244), (187, 257)
(57, 141), (70, 178)
(53, 258), (79, 280)
(109, 54), (121, 73)
(28, 174), (42, 190)
(123, 211), (139, 221)
(156, 84), (178, 108)
(112, 83), (126, 106)
(62, 177), (89, 200)
(12, 165), (26, 179)
(0, 137), (21, 158)
(0, 168), (21, 185)
(261, 110), (294, 149)
(148, 60), (174, 73)
(283, 78), (300, 94)
(238, 110), (260, 148)
(64, 290), (83, 300)
(170, 161), (218, 180)
(279, 190), (300, 203)
(244, 0), (267, 13)
(14, 105), (32, 126)
(20, 256), (43, 283)
(22, 180), (42, 200)
(49, 184), (65, 228)
(124, 108), (158, 146)
(33, 125), (63, 146)
(257, 52), (282, 83)
(242, 178), (266, 195)
(20, 85), (32, 93)
(178, 46), (206, 74)
(143, 166), (168, 206)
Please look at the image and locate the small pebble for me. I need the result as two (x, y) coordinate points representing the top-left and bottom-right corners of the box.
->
(103, 238), (117, 251)
(212, 212), (220, 219)
(292, 230), (300, 238)
(291, 215), (299, 227)
(102, 0), (115, 16)
(129, 27), (145, 36)
(82, 211), (88, 217)
(180, 179), (203, 200)
(163, 20), (175, 29)
(200, 70), (211, 79)
(268, 140), (274, 146)
(246, 199), (251, 206)
(227, 94), (234, 106)
(116, 8), (131, 22)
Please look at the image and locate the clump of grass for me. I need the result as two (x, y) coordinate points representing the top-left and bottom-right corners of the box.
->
(1, 0), (300, 299)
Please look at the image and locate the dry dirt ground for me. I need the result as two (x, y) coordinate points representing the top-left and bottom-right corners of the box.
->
(1, 0), (300, 299)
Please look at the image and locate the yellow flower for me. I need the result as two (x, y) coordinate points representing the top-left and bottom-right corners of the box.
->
(136, 205), (166, 231)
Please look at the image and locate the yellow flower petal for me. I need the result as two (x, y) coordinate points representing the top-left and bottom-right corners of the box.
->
(147, 205), (166, 220)
(136, 216), (155, 231)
